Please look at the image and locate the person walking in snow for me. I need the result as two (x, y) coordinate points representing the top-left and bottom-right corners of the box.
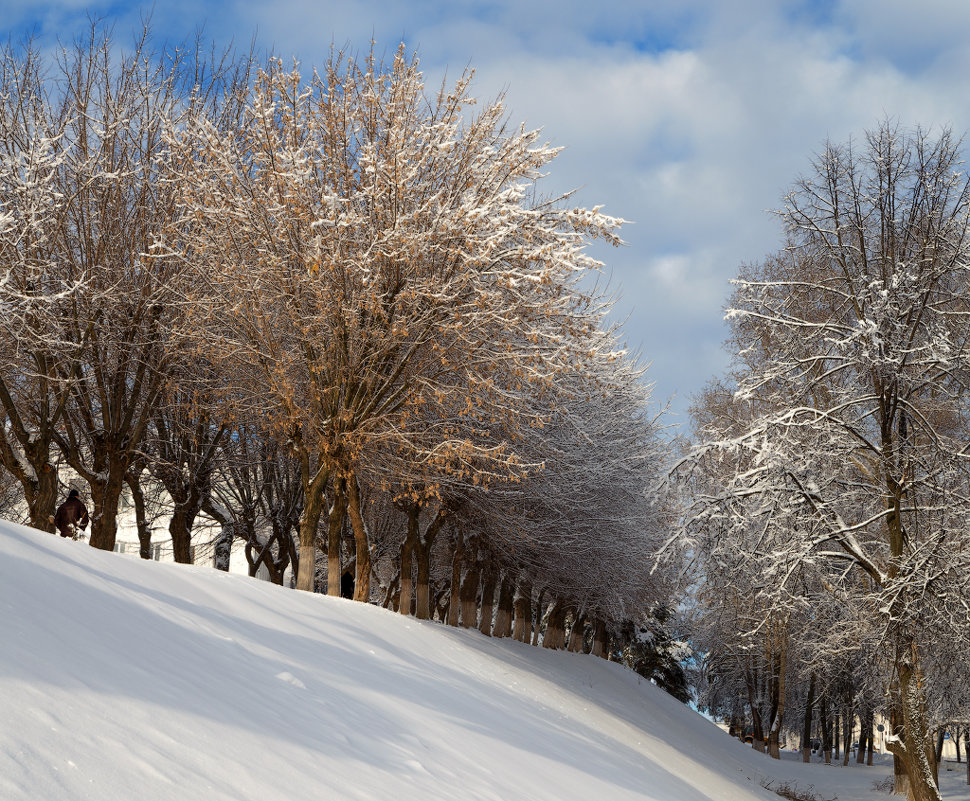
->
(53, 489), (89, 540)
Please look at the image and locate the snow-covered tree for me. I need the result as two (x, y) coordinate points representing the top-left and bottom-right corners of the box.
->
(0, 41), (81, 530)
(35, 28), (247, 551)
(680, 122), (970, 801)
(462, 329), (672, 646)
(168, 46), (625, 597)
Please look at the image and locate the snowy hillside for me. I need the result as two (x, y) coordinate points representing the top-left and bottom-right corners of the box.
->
(0, 519), (944, 801)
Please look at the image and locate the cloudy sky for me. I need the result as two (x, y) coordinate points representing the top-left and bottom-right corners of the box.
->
(7, 0), (970, 423)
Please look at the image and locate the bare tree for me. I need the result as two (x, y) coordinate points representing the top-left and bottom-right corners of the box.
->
(204, 423), (303, 583)
(169, 46), (624, 598)
(0, 40), (83, 530)
(148, 376), (229, 563)
(472, 332), (671, 638)
(679, 122), (970, 801)
(31, 28), (232, 550)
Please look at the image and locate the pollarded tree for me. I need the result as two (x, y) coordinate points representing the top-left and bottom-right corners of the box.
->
(681, 122), (970, 801)
(0, 41), (84, 530)
(50, 30), (182, 550)
(169, 46), (624, 596)
(46, 28), (248, 551)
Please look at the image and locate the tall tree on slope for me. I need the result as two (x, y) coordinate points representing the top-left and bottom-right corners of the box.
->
(169, 47), (624, 596)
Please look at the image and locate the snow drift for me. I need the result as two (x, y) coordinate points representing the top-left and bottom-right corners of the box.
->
(0, 519), (782, 801)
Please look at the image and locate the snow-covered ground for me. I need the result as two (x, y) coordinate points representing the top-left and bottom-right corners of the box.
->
(2, 518), (968, 801)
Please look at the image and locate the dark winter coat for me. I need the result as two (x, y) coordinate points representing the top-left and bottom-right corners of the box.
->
(54, 496), (89, 538)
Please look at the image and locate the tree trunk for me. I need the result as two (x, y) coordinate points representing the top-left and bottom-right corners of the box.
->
(326, 483), (347, 597)
(249, 534), (283, 583)
(161, 463), (213, 565)
(866, 711), (876, 767)
(478, 568), (496, 636)
(858, 709), (869, 764)
(459, 561), (480, 629)
(398, 501), (418, 614)
(493, 575), (514, 638)
(886, 646), (942, 801)
(965, 731), (969, 784)
(591, 618), (608, 658)
(295, 464), (329, 592)
(414, 546), (433, 619)
(168, 506), (195, 564)
(446, 531), (463, 627)
(567, 612), (586, 653)
(543, 598), (566, 650)
(512, 581), (532, 642)
(532, 588), (545, 646)
(750, 705), (766, 753)
(868, 711), (875, 765)
(892, 709), (911, 798)
(433, 586), (450, 622)
(28, 461), (59, 534)
(820, 696), (832, 764)
(0, 416), (62, 534)
(803, 673), (816, 763)
(88, 464), (126, 551)
(126, 471), (154, 560)
(295, 508), (322, 591)
(744, 666), (765, 753)
(399, 537), (414, 615)
(767, 626), (787, 760)
(381, 570), (400, 611)
(214, 522), (233, 571)
(345, 476), (371, 602)
(834, 713), (840, 762)
(843, 710), (853, 766)
(414, 509), (446, 621)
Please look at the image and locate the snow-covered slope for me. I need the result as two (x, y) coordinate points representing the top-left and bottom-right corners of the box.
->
(0, 521), (821, 800)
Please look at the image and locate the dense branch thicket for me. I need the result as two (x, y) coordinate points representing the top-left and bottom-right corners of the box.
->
(0, 28), (674, 667)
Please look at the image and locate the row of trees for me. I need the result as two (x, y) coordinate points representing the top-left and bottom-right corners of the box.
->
(13, 44), (970, 801)
(0, 28), (675, 662)
(677, 122), (970, 801)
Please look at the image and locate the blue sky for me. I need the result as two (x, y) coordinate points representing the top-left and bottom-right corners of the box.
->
(7, 0), (970, 424)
